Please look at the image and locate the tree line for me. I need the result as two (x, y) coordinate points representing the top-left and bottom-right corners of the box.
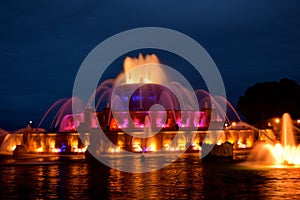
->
(237, 78), (300, 124)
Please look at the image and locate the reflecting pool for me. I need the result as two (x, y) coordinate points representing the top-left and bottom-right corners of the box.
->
(1, 155), (300, 199)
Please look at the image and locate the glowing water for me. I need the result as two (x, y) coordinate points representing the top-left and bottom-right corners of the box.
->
(37, 98), (68, 129)
(195, 89), (242, 124)
(248, 113), (300, 165)
(0, 134), (21, 153)
(122, 53), (164, 84)
(0, 53), (245, 156)
(281, 113), (295, 147)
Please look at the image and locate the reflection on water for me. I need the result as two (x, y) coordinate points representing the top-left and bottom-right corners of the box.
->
(0, 160), (89, 199)
(107, 157), (205, 199)
(257, 169), (300, 199)
(1, 155), (300, 199)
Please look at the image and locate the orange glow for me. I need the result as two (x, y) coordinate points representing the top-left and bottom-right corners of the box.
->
(118, 140), (124, 147)
(246, 138), (253, 147)
(51, 148), (60, 153)
(149, 143), (156, 152)
(275, 118), (280, 123)
(10, 145), (16, 151)
(163, 143), (170, 151)
(191, 143), (200, 150)
(108, 146), (121, 153)
(178, 143), (185, 151)
(203, 138), (212, 144)
(237, 139), (243, 148)
(110, 118), (118, 129)
(36, 147), (44, 152)
(49, 140), (55, 149)
(71, 140), (79, 152)
(227, 139), (234, 144)
(263, 143), (300, 165)
(123, 54), (160, 84)
(133, 142), (142, 152)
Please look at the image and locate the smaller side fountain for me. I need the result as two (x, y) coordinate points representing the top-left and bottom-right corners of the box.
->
(247, 113), (300, 165)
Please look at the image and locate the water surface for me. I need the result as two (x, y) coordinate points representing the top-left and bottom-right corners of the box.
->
(1, 155), (300, 199)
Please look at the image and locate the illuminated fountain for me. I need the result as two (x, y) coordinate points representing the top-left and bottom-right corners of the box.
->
(0, 126), (48, 155)
(0, 129), (21, 154)
(0, 53), (256, 159)
(80, 53), (256, 158)
(247, 113), (300, 165)
(0, 97), (86, 156)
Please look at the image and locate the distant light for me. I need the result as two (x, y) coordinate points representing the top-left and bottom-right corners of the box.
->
(297, 119), (300, 124)
(232, 122), (236, 126)
(224, 123), (229, 127)
(29, 120), (33, 124)
(275, 118), (280, 123)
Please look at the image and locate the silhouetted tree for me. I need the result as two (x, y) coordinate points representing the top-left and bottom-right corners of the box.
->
(237, 78), (300, 124)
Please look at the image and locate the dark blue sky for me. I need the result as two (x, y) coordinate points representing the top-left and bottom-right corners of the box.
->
(1, 0), (300, 130)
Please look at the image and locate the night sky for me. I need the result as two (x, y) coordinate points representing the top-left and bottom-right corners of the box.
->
(1, 0), (300, 130)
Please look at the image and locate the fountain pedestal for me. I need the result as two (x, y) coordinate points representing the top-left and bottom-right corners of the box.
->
(202, 142), (233, 161)
(13, 145), (28, 156)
